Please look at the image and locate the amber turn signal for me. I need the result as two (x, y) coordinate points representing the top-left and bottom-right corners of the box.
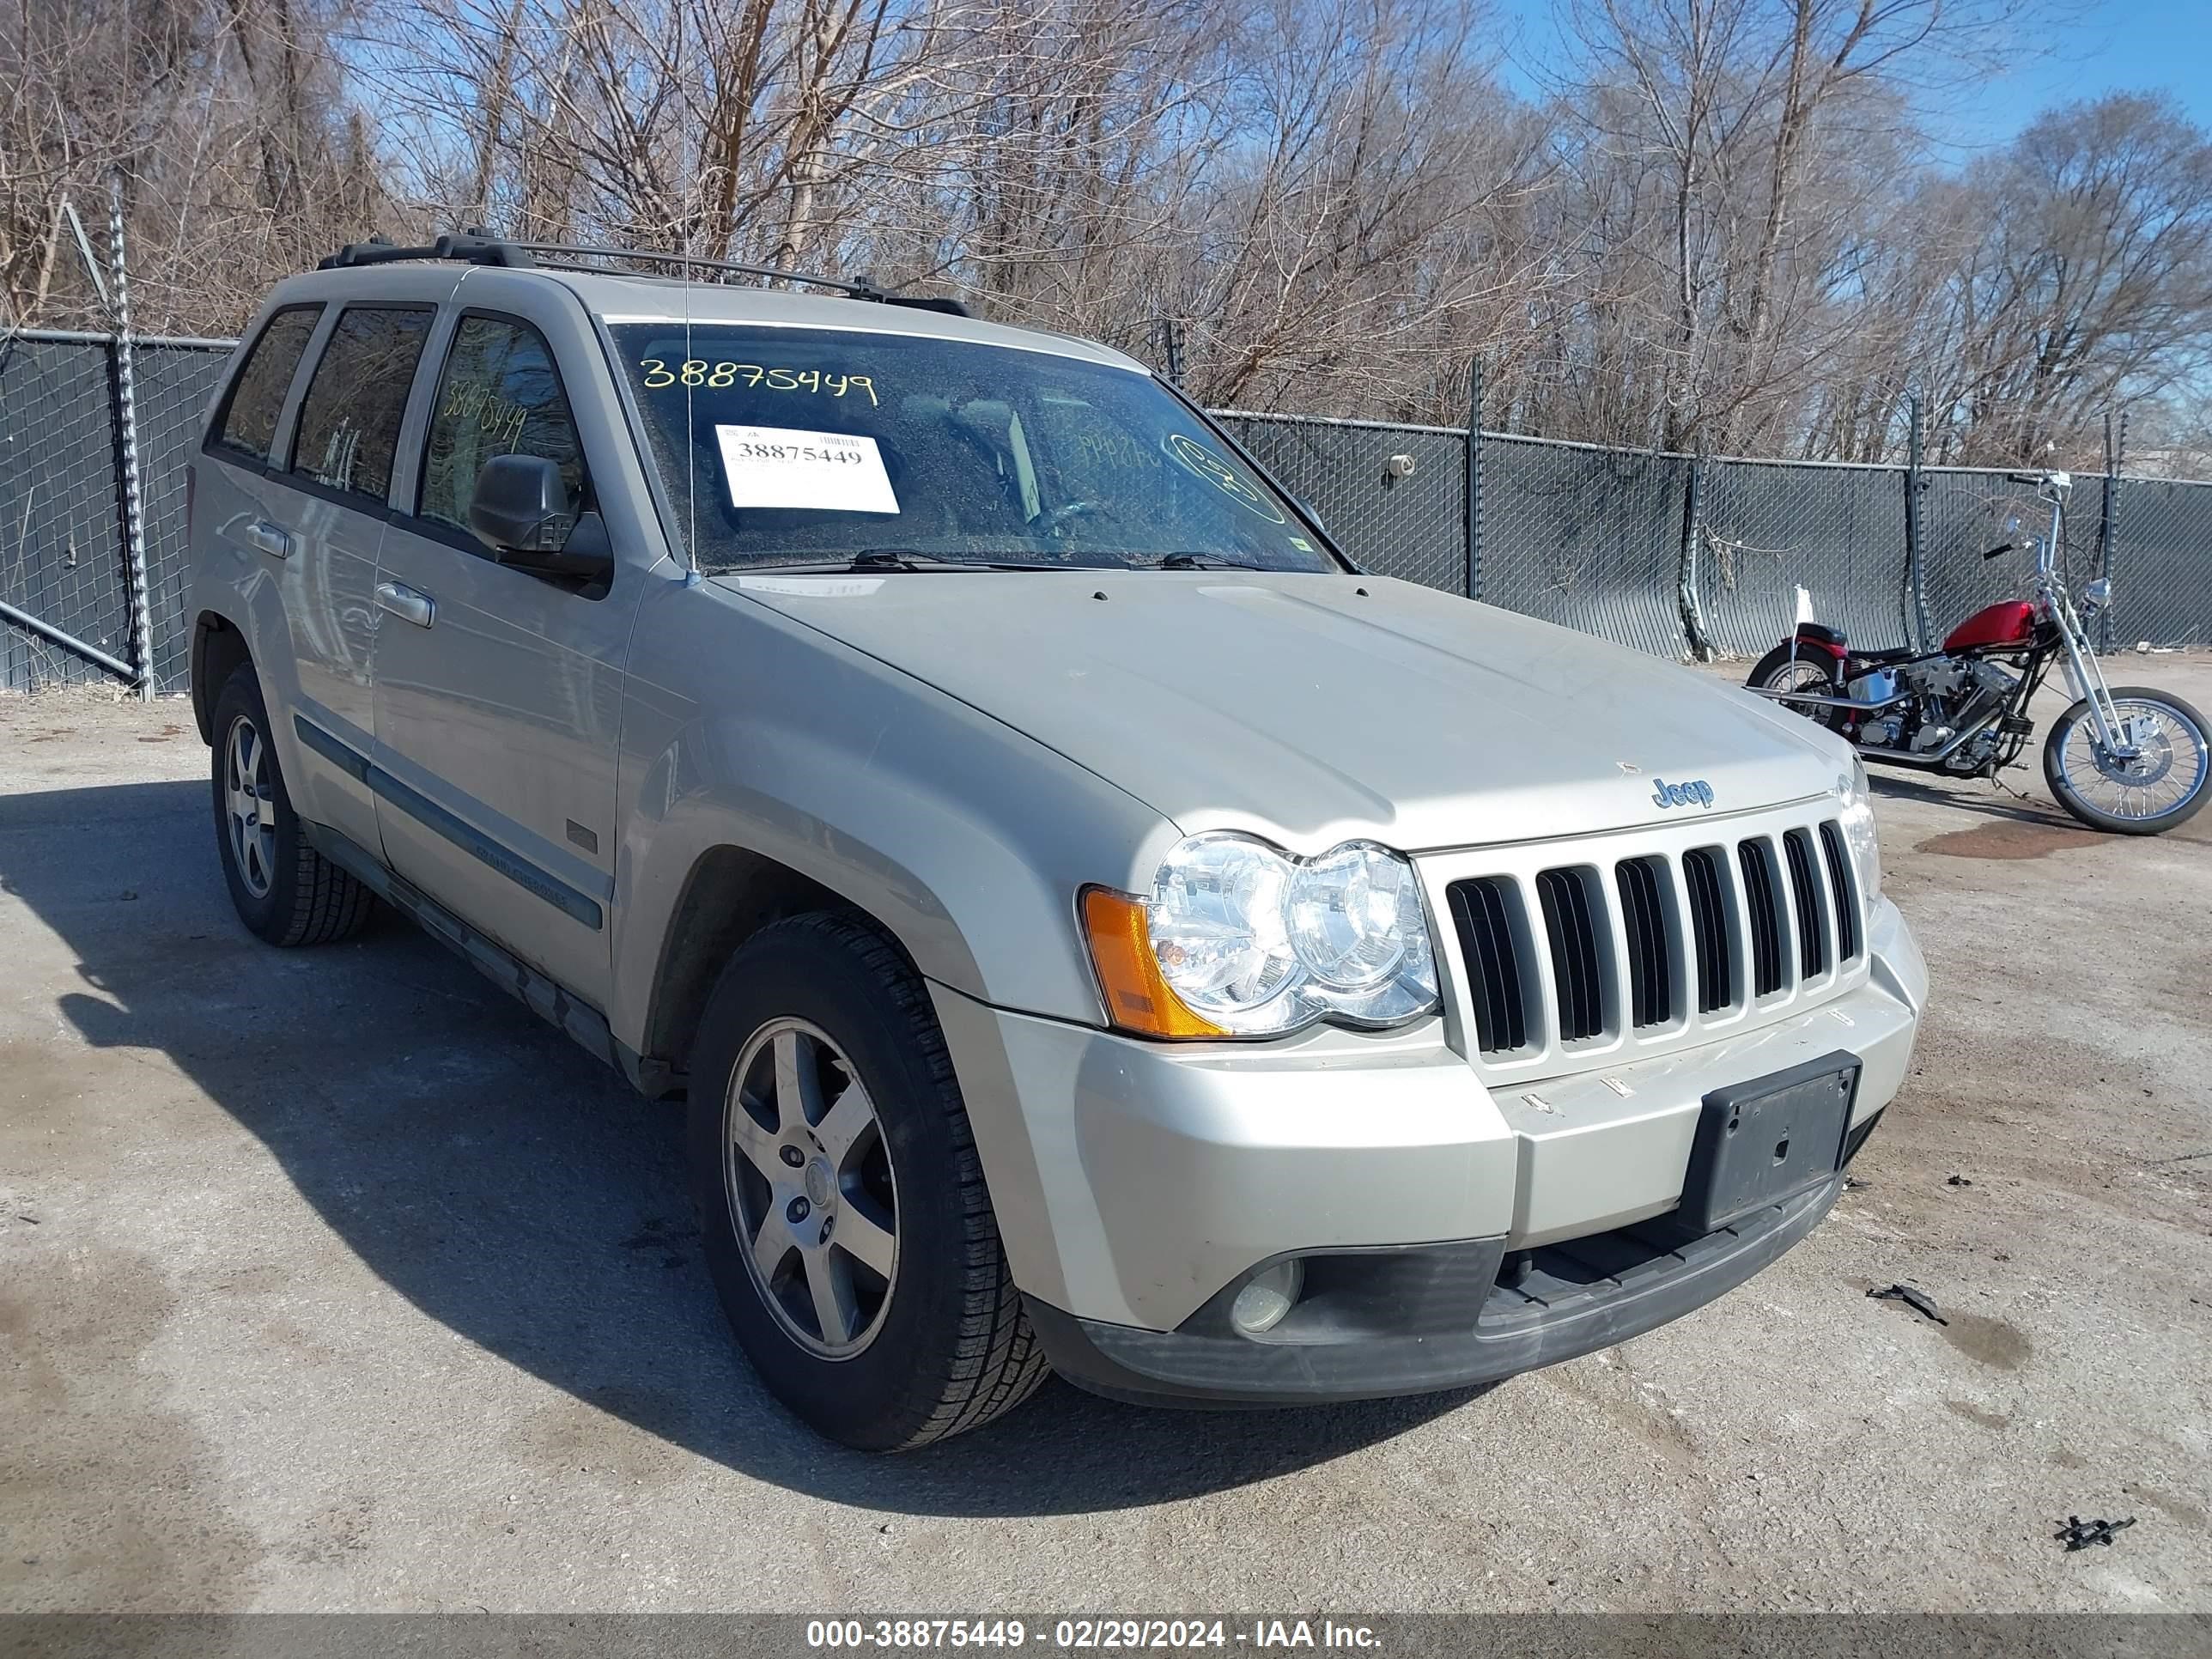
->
(1080, 886), (1225, 1039)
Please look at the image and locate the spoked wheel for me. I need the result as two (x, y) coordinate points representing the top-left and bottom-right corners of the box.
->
(1745, 646), (1849, 733)
(726, 1018), (900, 1358)
(2044, 685), (2210, 835)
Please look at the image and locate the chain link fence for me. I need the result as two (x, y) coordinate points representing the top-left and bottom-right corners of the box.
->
(1, 329), (231, 692)
(1214, 410), (1469, 594)
(6, 327), (2210, 694)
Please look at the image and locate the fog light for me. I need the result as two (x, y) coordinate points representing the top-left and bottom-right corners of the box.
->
(1230, 1260), (1304, 1335)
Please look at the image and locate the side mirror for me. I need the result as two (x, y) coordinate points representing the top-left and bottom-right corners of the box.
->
(467, 455), (612, 584)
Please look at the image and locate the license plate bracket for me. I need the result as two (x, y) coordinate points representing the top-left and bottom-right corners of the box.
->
(1678, 1051), (1860, 1235)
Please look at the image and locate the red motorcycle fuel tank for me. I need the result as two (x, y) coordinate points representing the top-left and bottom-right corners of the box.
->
(1943, 599), (2037, 651)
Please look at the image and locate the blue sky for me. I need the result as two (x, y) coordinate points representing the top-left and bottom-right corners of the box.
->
(1489, 0), (2212, 159)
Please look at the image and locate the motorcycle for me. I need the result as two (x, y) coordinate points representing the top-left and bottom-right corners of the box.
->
(1745, 469), (2208, 835)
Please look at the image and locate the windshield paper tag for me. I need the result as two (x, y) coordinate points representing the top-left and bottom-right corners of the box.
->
(715, 425), (899, 514)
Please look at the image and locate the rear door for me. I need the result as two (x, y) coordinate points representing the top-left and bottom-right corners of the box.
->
(368, 281), (648, 1006)
(268, 300), (441, 850)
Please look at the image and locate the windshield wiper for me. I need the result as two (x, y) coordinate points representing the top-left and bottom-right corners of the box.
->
(749, 550), (1068, 574)
(1145, 552), (1272, 571)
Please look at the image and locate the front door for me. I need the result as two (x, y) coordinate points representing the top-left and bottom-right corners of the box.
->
(369, 302), (642, 1008)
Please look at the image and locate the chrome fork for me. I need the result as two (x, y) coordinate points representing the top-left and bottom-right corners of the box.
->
(2032, 482), (2137, 760)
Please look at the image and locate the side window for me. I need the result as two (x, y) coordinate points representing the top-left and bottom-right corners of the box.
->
(288, 307), (434, 503)
(417, 316), (586, 538)
(211, 307), (320, 464)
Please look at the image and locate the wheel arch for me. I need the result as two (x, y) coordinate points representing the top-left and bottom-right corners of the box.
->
(635, 843), (923, 1098)
(191, 611), (253, 744)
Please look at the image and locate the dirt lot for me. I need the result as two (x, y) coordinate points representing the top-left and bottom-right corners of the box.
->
(3, 657), (2209, 1614)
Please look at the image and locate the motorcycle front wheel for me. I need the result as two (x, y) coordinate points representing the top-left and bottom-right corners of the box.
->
(2043, 685), (2210, 834)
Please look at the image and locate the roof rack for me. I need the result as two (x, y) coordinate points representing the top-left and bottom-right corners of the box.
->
(317, 228), (970, 317)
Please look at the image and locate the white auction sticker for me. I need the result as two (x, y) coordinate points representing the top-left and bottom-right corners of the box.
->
(715, 425), (899, 514)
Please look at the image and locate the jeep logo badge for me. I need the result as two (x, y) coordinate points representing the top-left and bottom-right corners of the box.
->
(1652, 777), (1715, 809)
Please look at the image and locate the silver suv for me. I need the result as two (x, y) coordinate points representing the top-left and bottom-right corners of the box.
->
(185, 234), (1926, 1449)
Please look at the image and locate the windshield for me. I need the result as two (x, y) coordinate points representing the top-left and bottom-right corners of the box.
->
(609, 324), (1336, 574)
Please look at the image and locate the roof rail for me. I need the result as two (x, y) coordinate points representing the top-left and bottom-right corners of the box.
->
(315, 229), (970, 317)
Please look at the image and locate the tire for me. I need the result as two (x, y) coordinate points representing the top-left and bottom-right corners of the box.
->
(687, 912), (1049, 1450)
(1746, 645), (1849, 733)
(209, 665), (376, 945)
(2042, 684), (2211, 836)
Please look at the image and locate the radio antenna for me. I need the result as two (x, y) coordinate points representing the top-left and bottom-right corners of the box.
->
(679, 41), (701, 587)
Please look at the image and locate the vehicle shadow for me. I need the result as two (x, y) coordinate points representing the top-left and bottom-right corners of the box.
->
(6, 777), (1480, 1519)
(1865, 768), (2063, 827)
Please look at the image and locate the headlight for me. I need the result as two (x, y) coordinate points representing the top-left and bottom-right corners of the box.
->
(1838, 759), (1882, 902)
(1084, 833), (1440, 1038)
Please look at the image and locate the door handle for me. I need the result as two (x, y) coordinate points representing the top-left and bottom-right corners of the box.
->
(374, 581), (434, 629)
(246, 520), (293, 559)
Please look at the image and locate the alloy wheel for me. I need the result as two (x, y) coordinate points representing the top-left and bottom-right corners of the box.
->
(723, 1018), (900, 1358)
(223, 714), (278, 899)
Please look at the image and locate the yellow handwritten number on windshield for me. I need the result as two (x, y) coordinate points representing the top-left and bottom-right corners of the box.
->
(637, 360), (877, 406)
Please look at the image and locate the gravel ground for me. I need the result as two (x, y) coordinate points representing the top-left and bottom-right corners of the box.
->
(2, 657), (2208, 1614)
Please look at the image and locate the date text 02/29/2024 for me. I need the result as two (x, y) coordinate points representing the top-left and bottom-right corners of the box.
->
(803, 1620), (1382, 1650)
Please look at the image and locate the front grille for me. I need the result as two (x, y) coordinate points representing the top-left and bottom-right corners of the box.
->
(1446, 816), (1861, 1066)
(1535, 867), (1607, 1042)
(1614, 857), (1673, 1029)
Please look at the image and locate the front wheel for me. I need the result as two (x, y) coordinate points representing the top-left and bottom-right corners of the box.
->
(2043, 685), (2210, 834)
(687, 913), (1049, 1450)
(1745, 645), (1848, 733)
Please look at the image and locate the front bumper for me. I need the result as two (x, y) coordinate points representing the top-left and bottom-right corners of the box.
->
(931, 897), (1923, 1404)
(1025, 1171), (1850, 1407)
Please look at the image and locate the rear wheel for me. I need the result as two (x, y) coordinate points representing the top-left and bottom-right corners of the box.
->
(687, 912), (1049, 1449)
(209, 666), (375, 945)
(2043, 686), (2210, 835)
(1746, 645), (1848, 733)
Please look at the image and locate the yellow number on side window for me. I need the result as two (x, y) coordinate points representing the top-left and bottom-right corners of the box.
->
(640, 358), (675, 388)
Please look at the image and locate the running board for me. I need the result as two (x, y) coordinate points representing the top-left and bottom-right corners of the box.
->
(303, 819), (675, 1097)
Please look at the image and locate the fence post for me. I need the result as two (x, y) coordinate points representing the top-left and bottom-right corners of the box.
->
(1464, 356), (1483, 600)
(1903, 392), (1933, 653)
(1153, 317), (1184, 386)
(2096, 410), (2125, 655)
(107, 173), (153, 699)
(1678, 450), (1711, 660)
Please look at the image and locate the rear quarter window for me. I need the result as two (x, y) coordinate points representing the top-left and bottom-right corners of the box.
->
(288, 306), (434, 504)
(210, 307), (320, 465)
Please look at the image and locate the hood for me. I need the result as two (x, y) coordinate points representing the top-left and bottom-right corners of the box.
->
(715, 568), (1845, 854)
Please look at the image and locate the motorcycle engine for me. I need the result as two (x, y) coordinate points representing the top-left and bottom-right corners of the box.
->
(1865, 658), (2018, 769)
